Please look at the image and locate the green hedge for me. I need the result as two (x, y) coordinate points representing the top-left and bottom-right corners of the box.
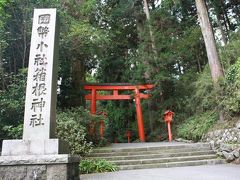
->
(177, 111), (217, 141)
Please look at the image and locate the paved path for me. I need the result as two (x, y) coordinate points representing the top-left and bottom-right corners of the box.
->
(80, 164), (239, 180)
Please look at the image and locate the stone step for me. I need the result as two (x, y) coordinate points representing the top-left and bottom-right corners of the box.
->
(92, 143), (210, 154)
(90, 147), (211, 157)
(110, 154), (217, 166)
(118, 159), (226, 171)
(90, 150), (215, 161)
(88, 143), (225, 171)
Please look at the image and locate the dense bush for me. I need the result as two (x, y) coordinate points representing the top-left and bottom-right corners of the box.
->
(0, 69), (27, 143)
(189, 67), (217, 113)
(105, 101), (137, 143)
(56, 107), (108, 155)
(219, 58), (240, 115)
(2, 124), (23, 139)
(56, 107), (94, 156)
(177, 111), (217, 141)
(220, 31), (240, 69)
(79, 158), (117, 174)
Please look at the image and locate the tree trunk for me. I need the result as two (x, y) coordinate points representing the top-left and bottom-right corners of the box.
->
(216, 14), (228, 45)
(197, 56), (202, 73)
(13, 47), (17, 75)
(222, 13), (229, 36)
(0, 44), (5, 90)
(221, 0), (232, 30)
(195, 0), (224, 85)
(143, 0), (158, 56)
(22, 9), (27, 68)
(134, 0), (145, 42)
(231, 0), (240, 21)
(196, 0), (224, 121)
(134, 1), (156, 132)
(71, 59), (86, 107)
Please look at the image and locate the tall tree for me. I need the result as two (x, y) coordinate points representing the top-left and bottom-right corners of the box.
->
(195, 0), (225, 122)
(195, 0), (223, 85)
(143, 0), (157, 56)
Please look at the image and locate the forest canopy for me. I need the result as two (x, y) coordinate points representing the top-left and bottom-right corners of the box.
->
(0, 0), (240, 143)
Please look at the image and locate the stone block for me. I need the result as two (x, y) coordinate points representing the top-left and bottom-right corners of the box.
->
(47, 164), (67, 180)
(222, 151), (235, 162)
(47, 163), (79, 180)
(0, 154), (79, 166)
(220, 143), (232, 152)
(0, 166), (27, 180)
(0, 155), (80, 180)
(232, 149), (240, 158)
(1, 139), (69, 156)
(26, 165), (47, 180)
(236, 121), (240, 129)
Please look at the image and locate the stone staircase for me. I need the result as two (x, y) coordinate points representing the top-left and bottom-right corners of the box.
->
(88, 142), (225, 171)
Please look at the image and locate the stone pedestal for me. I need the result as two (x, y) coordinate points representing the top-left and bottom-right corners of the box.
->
(0, 155), (80, 180)
(1, 139), (69, 156)
(0, 140), (80, 179)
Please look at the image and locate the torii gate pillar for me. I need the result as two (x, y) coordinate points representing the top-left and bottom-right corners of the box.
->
(134, 88), (145, 141)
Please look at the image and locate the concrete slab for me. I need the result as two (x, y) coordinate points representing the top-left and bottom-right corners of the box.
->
(80, 164), (240, 180)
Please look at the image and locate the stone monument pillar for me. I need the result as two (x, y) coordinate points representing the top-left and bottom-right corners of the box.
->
(0, 9), (80, 180)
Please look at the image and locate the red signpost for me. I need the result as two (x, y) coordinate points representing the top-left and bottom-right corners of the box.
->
(164, 110), (174, 142)
(126, 130), (131, 143)
(97, 111), (107, 138)
(84, 83), (154, 142)
(99, 120), (104, 138)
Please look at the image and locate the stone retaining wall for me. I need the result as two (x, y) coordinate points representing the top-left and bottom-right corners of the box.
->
(203, 121), (240, 163)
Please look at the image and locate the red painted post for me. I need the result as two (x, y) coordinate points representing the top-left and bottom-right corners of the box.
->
(167, 122), (172, 142)
(99, 120), (104, 138)
(164, 111), (174, 142)
(126, 131), (131, 143)
(135, 88), (145, 142)
(88, 121), (95, 136)
(90, 89), (96, 114)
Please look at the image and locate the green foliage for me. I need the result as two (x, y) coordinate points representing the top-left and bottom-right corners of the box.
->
(56, 107), (94, 156)
(220, 58), (240, 114)
(2, 0), (59, 73)
(0, 0), (239, 145)
(177, 111), (217, 141)
(0, 0), (9, 47)
(79, 158), (117, 174)
(0, 69), (26, 142)
(220, 31), (240, 68)
(190, 67), (217, 113)
(2, 124), (23, 139)
(105, 101), (136, 143)
(79, 0), (97, 17)
(0, 69), (26, 123)
(216, 31), (240, 115)
(56, 107), (107, 155)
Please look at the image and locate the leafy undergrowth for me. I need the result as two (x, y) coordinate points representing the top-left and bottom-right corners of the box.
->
(177, 111), (217, 141)
(208, 115), (240, 131)
(80, 158), (118, 174)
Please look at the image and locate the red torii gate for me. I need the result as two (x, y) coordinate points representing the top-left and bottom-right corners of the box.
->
(84, 83), (154, 142)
